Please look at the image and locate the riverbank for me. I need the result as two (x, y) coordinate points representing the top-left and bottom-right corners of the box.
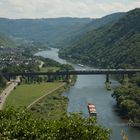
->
(30, 83), (68, 119)
(112, 77), (140, 128)
(4, 77), (76, 119)
(27, 83), (66, 109)
(29, 74), (76, 120)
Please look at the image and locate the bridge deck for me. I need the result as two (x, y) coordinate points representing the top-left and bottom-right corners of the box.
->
(2, 69), (140, 76)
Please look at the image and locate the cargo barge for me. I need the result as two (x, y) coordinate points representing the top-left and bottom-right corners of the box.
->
(87, 103), (97, 116)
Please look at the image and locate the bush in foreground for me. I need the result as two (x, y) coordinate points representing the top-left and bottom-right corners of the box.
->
(0, 107), (111, 140)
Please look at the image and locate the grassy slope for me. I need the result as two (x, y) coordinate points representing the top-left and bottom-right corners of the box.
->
(30, 84), (68, 120)
(5, 82), (63, 108)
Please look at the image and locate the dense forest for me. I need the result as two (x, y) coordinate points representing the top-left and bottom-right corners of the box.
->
(59, 8), (140, 68)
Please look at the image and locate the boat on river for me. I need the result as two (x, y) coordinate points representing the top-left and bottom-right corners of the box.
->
(87, 103), (97, 116)
(78, 64), (84, 67)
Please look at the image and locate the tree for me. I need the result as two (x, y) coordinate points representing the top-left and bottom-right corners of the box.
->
(120, 99), (139, 115)
(0, 108), (111, 140)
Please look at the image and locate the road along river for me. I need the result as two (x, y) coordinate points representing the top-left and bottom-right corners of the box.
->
(35, 48), (140, 140)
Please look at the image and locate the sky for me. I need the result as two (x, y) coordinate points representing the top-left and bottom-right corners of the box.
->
(0, 0), (140, 19)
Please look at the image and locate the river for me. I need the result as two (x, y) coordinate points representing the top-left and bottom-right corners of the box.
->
(35, 48), (140, 140)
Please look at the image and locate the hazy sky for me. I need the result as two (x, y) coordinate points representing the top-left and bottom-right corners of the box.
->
(0, 0), (140, 19)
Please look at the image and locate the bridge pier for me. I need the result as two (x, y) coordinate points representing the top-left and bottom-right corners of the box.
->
(105, 74), (111, 90)
(66, 74), (70, 84)
(47, 75), (51, 82)
(59, 75), (63, 81)
(6, 75), (11, 81)
(106, 74), (110, 83)
(27, 75), (30, 83)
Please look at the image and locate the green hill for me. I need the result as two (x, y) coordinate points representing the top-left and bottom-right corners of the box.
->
(59, 8), (140, 68)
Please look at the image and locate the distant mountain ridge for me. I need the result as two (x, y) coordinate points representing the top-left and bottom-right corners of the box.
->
(59, 8), (140, 68)
(0, 17), (92, 47)
(0, 13), (125, 48)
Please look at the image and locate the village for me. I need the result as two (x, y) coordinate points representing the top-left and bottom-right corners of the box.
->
(0, 46), (37, 71)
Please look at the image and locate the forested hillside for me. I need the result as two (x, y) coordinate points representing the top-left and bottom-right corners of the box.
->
(59, 8), (140, 68)
(62, 12), (125, 48)
(79, 12), (125, 35)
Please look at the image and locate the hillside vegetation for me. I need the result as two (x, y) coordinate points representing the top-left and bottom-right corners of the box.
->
(0, 108), (111, 140)
(112, 77), (140, 127)
(59, 8), (140, 68)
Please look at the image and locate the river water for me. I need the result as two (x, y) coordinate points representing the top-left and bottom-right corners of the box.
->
(35, 48), (140, 140)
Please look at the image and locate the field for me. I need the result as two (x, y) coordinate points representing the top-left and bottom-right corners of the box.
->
(40, 66), (59, 72)
(30, 84), (68, 120)
(4, 82), (63, 108)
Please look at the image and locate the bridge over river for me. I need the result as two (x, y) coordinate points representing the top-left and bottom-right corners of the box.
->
(2, 69), (140, 83)
(33, 48), (140, 140)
